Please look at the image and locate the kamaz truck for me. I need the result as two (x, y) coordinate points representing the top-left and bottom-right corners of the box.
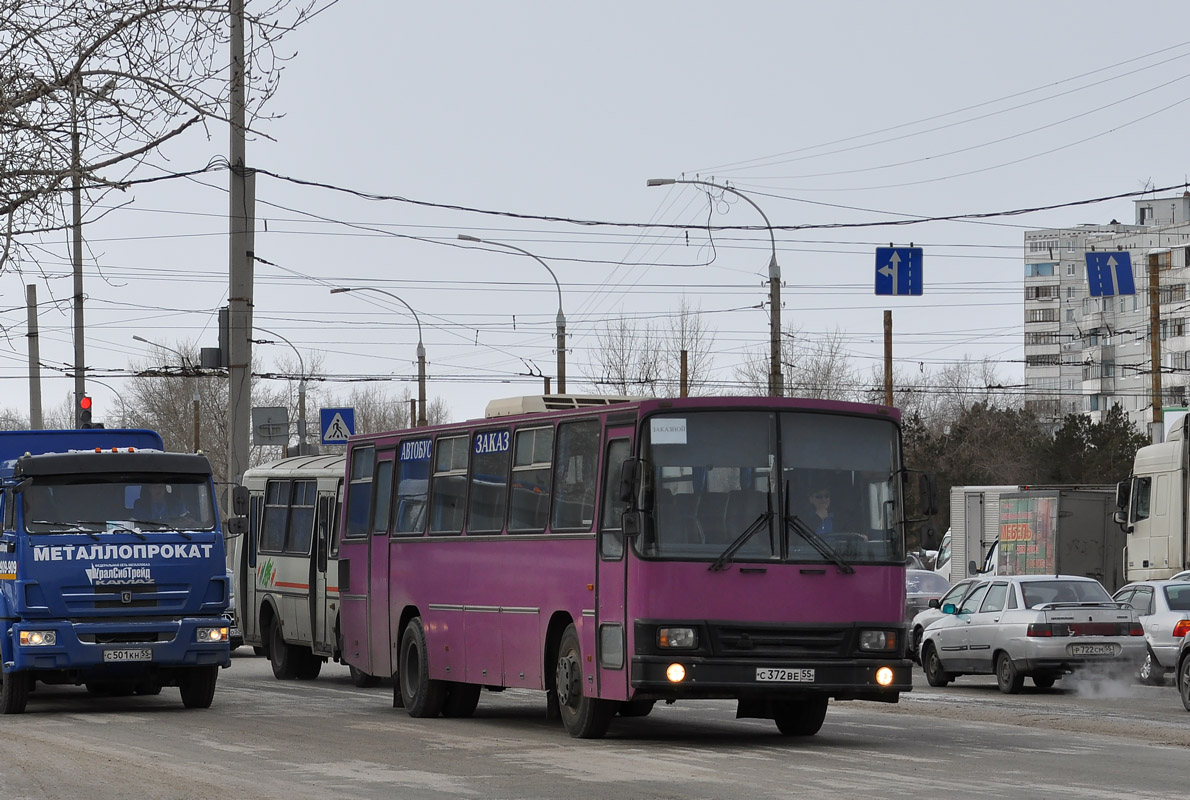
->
(0, 429), (232, 713)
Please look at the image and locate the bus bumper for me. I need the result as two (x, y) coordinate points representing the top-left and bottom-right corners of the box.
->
(630, 656), (912, 701)
(7, 617), (232, 673)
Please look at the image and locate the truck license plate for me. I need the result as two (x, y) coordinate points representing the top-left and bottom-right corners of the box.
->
(103, 648), (152, 663)
(1069, 643), (1116, 656)
(756, 667), (815, 682)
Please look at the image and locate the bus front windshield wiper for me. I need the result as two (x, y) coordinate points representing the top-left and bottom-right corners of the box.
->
(785, 514), (856, 574)
(708, 511), (774, 572)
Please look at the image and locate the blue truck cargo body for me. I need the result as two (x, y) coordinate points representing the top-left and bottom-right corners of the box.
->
(0, 429), (231, 713)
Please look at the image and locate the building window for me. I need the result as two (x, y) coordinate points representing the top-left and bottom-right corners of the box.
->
(1066, 308), (1075, 322)
(1025, 262), (1057, 277)
(1027, 308), (1058, 323)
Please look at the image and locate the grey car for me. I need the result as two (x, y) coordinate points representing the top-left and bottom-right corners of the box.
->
(1113, 580), (1190, 684)
(908, 577), (978, 663)
(920, 574), (1146, 694)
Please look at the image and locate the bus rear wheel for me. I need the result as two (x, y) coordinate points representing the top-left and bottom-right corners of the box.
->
(399, 617), (446, 717)
(555, 624), (614, 739)
(773, 696), (828, 736)
(269, 619), (297, 680)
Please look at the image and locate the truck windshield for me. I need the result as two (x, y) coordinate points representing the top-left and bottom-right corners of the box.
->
(641, 410), (903, 564)
(23, 476), (216, 533)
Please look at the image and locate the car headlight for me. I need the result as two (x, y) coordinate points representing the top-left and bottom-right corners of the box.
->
(858, 630), (898, 652)
(657, 627), (698, 649)
(197, 626), (229, 643)
(19, 630), (56, 646)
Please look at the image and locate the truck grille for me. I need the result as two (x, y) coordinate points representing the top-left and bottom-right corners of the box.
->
(94, 584), (158, 609)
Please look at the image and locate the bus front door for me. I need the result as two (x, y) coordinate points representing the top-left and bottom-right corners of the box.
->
(311, 492), (335, 655)
(367, 449), (396, 680)
(596, 425), (634, 702)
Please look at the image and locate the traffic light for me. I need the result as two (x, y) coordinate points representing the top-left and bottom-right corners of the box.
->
(79, 395), (92, 428)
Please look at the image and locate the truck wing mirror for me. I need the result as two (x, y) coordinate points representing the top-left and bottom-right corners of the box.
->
(225, 516), (247, 537)
(1115, 480), (1131, 510)
(1113, 509), (1132, 531)
(2, 488), (13, 531)
(968, 559), (980, 576)
(231, 485), (249, 516)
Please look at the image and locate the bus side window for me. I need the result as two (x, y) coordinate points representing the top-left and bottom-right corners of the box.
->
(260, 479), (289, 553)
(248, 492), (263, 569)
(509, 427), (553, 534)
(395, 440), (431, 535)
(468, 429), (510, 533)
(344, 445), (375, 539)
(552, 420), (600, 531)
(600, 438), (631, 559)
(429, 435), (468, 534)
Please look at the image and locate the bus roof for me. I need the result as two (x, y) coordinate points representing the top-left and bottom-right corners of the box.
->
(484, 395), (643, 418)
(243, 453), (345, 480)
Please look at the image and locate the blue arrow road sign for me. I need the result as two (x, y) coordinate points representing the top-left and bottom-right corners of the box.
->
(320, 407), (355, 444)
(875, 247), (923, 296)
(1085, 251), (1135, 297)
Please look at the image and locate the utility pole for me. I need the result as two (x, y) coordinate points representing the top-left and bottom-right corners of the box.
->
(70, 76), (85, 426)
(1149, 252), (1163, 443)
(26, 285), (43, 429)
(883, 310), (893, 407)
(227, 0), (255, 493)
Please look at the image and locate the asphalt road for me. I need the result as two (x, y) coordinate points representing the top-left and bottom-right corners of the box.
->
(0, 650), (1185, 800)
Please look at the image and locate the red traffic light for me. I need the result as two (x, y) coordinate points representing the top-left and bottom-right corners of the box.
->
(79, 396), (93, 410)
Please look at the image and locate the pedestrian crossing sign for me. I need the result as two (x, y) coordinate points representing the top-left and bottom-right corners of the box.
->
(320, 408), (355, 444)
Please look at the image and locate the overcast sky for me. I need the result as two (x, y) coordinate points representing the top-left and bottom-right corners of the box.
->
(10, 1), (1190, 430)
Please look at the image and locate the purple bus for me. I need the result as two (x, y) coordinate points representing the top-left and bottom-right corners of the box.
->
(338, 395), (921, 738)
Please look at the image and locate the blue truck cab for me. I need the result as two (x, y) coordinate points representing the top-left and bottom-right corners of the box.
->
(0, 429), (231, 713)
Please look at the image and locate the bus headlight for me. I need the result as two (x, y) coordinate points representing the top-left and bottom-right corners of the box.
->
(875, 666), (895, 686)
(657, 627), (698, 649)
(197, 626), (229, 643)
(666, 663), (686, 683)
(19, 630), (56, 646)
(858, 630), (898, 652)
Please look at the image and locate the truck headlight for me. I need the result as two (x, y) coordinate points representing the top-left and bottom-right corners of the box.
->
(657, 627), (698, 649)
(197, 626), (229, 643)
(858, 630), (898, 652)
(19, 630), (56, 646)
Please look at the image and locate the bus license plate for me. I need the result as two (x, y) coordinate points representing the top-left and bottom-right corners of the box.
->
(1069, 644), (1116, 657)
(103, 648), (152, 663)
(756, 667), (814, 683)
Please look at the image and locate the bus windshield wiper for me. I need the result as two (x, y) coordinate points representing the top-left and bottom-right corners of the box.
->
(785, 514), (855, 574)
(708, 511), (774, 572)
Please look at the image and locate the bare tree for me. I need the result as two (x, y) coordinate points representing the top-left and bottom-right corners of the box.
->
(661, 298), (717, 396)
(736, 325), (859, 400)
(587, 315), (665, 396)
(1, 0), (320, 267)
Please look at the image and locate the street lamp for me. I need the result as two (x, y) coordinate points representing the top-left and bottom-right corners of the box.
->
(330, 287), (427, 427)
(647, 177), (783, 397)
(252, 327), (309, 454)
(132, 335), (200, 452)
(457, 234), (567, 394)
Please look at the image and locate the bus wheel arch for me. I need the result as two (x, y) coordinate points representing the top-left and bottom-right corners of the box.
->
(543, 611), (574, 720)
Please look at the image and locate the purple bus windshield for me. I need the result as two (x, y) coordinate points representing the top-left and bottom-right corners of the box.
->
(643, 410), (902, 564)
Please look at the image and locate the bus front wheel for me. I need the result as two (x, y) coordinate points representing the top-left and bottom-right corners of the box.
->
(773, 696), (828, 736)
(555, 624), (614, 739)
(269, 619), (297, 680)
(399, 617), (446, 718)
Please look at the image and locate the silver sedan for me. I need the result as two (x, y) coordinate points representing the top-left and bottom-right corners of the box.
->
(920, 575), (1146, 694)
(1113, 580), (1190, 684)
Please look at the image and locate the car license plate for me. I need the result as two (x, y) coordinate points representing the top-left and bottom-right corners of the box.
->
(756, 667), (814, 682)
(1069, 643), (1116, 656)
(102, 648), (152, 663)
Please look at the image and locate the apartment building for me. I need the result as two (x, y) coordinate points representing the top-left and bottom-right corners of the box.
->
(1023, 193), (1190, 431)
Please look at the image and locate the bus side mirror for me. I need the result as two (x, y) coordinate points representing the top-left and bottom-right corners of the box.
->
(225, 516), (247, 537)
(919, 523), (940, 551)
(618, 460), (638, 505)
(919, 474), (938, 516)
(231, 485), (249, 516)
